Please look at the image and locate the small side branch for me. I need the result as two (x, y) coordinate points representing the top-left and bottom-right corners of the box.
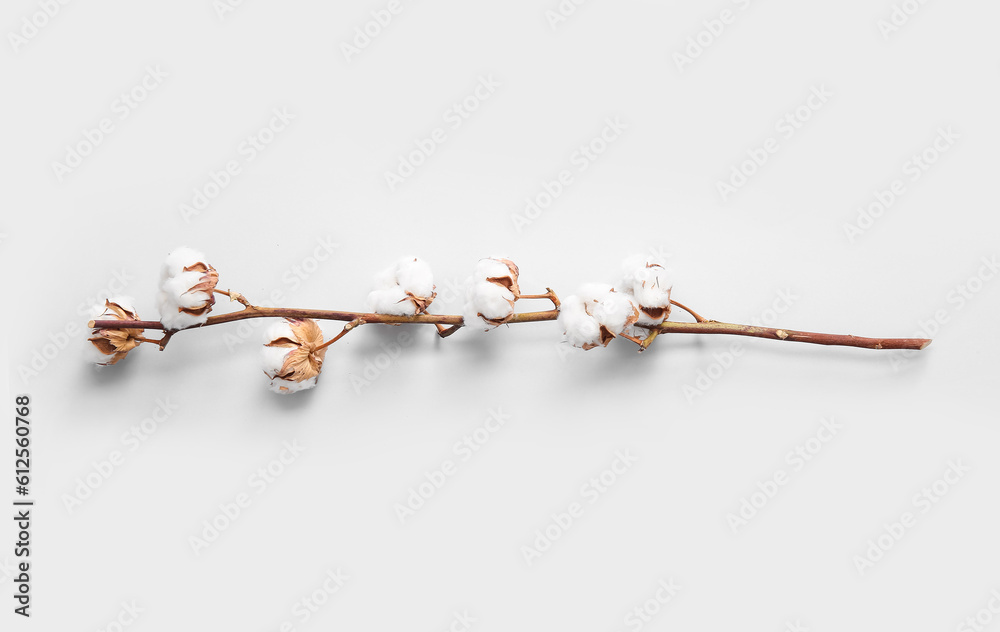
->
(670, 299), (707, 323)
(638, 329), (660, 352)
(435, 324), (463, 338)
(315, 318), (365, 351)
(214, 288), (254, 309)
(519, 288), (560, 309)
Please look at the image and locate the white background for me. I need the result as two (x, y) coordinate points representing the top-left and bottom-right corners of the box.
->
(2, 1), (999, 630)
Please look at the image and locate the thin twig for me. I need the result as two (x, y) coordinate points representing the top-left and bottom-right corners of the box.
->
(315, 318), (364, 351)
(435, 324), (463, 338)
(670, 299), (707, 323)
(519, 288), (560, 309)
(638, 329), (660, 352)
(214, 288), (254, 308)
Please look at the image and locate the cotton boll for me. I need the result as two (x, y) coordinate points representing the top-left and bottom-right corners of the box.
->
(157, 304), (202, 330)
(259, 321), (296, 373)
(473, 282), (516, 320)
(83, 336), (114, 366)
(260, 321), (296, 377)
(158, 292), (212, 330)
(368, 257), (435, 315)
(161, 246), (209, 279)
(557, 297), (603, 349)
(261, 347), (320, 394)
(619, 255), (672, 296)
(85, 297), (144, 366)
(589, 291), (639, 336)
(473, 256), (520, 297)
(83, 309), (112, 366)
(260, 318), (327, 394)
(157, 246), (219, 329)
(372, 257), (435, 296)
(161, 271), (214, 309)
(372, 264), (399, 290)
(618, 254), (650, 290)
(461, 298), (487, 331)
(618, 254), (673, 324)
(90, 296), (138, 318)
(262, 320), (295, 342)
(260, 343), (293, 377)
(366, 287), (417, 316)
(633, 298), (670, 326)
(580, 284), (639, 337)
(395, 257), (435, 297)
(631, 266), (672, 307)
(561, 284), (639, 349)
(461, 256), (523, 330)
(577, 282), (614, 302)
(473, 258), (511, 281)
(463, 280), (516, 328)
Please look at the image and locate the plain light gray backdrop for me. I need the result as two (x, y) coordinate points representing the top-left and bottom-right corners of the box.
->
(2, 1), (999, 630)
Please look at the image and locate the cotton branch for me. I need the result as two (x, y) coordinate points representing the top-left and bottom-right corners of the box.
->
(90, 303), (931, 352)
(84, 249), (932, 393)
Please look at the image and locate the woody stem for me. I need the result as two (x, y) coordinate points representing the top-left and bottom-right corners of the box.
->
(645, 321), (931, 350)
(89, 306), (931, 351)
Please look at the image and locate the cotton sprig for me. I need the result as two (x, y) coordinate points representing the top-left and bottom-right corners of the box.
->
(83, 246), (933, 395)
